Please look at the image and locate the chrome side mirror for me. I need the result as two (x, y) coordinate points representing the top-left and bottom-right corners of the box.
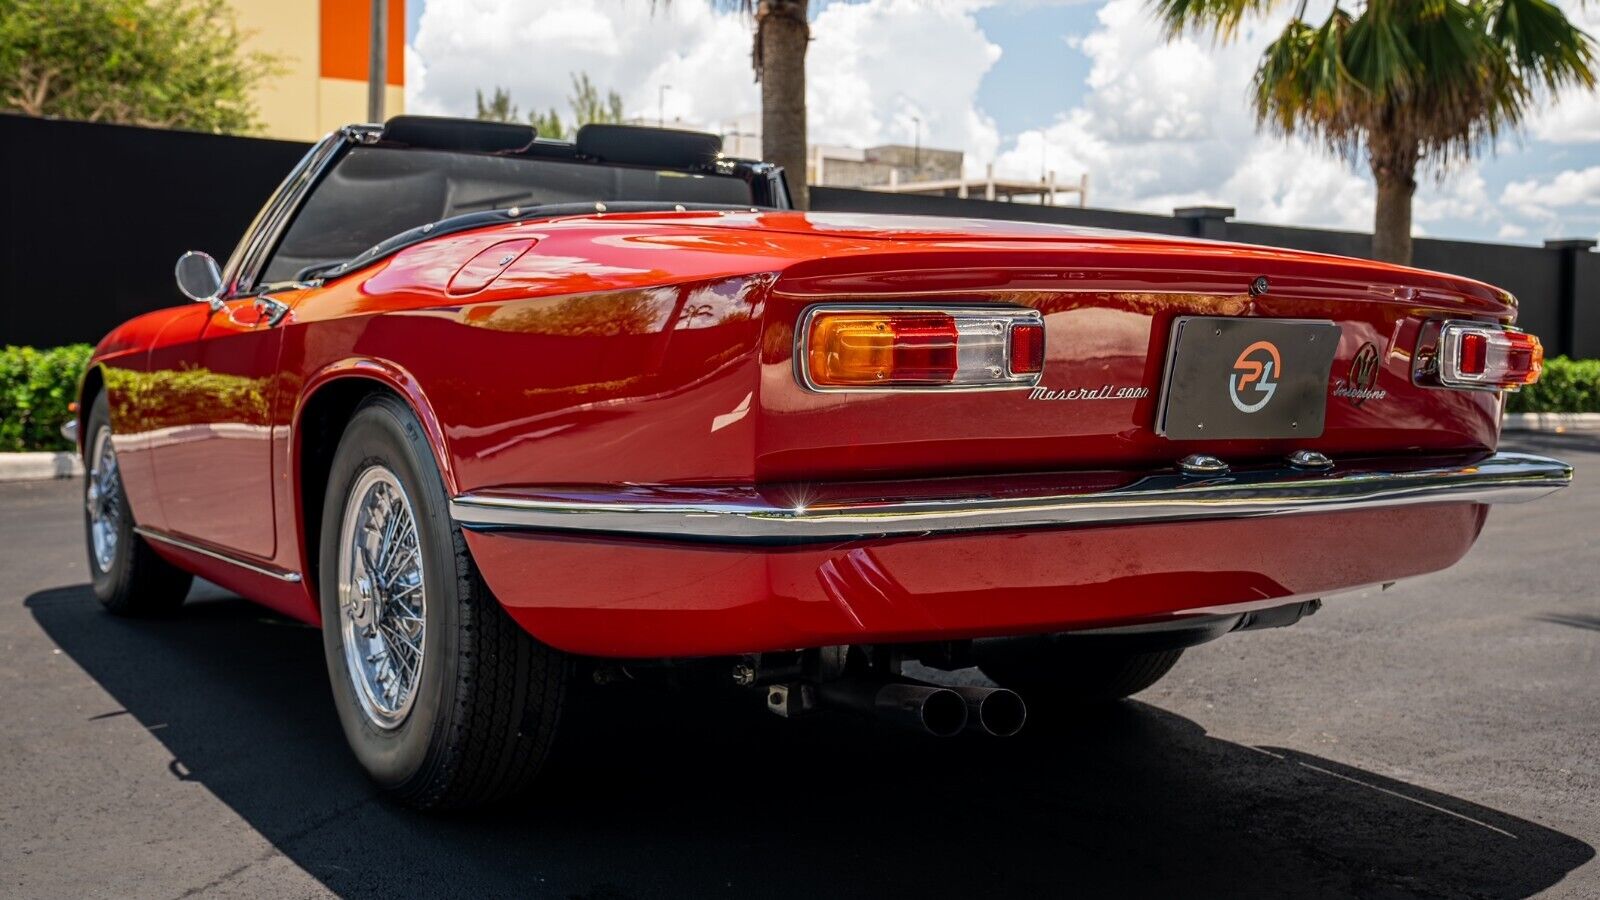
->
(175, 251), (225, 311)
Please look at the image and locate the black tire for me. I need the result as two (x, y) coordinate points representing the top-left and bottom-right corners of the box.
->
(318, 393), (570, 810)
(977, 637), (1184, 705)
(83, 392), (193, 615)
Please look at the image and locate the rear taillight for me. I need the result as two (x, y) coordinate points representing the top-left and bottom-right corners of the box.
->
(799, 305), (1045, 391)
(1437, 321), (1544, 389)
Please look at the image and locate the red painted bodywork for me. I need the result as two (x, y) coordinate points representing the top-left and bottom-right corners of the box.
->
(88, 211), (1516, 656)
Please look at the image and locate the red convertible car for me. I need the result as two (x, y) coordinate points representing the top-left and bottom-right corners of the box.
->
(72, 117), (1570, 809)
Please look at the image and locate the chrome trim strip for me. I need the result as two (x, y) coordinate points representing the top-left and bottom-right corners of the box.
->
(448, 451), (1572, 545)
(134, 527), (303, 583)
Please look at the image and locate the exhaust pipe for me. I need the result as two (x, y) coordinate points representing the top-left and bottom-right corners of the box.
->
(950, 686), (1027, 737)
(815, 679), (968, 737)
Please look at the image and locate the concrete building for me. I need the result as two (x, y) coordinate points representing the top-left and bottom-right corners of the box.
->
(679, 113), (1089, 206)
(808, 143), (964, 189)
(229, 0), (405, 141)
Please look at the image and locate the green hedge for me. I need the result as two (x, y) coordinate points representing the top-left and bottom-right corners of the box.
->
(0, 345), (93, 452)
(1506, 356), (1600, 414)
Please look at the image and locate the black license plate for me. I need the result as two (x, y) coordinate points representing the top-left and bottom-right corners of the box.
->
(1156, 317), (1341, 440)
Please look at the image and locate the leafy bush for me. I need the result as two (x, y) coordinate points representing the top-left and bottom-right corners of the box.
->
(0, 345), (93, 452)
(1506, 356), (1600, 414)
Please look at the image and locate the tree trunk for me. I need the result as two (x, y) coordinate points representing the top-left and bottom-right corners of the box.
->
(1369, 139), (1419, 266)
(756, 0), (809, 209)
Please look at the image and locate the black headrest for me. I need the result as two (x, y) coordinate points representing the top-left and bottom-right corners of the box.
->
(380, 116), (534, 153)
(575, 124), (722, 169)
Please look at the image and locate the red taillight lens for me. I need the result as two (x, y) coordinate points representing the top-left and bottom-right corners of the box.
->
(801, 306), (1044, 391)
(1438, 322), (1543, 389)
(1009, 322), (1045, 375)
(1458, 332), (1487, 376)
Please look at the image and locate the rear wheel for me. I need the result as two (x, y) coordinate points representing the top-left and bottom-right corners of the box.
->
(83, 392), (193, 615)
(978, 637), (1184, 705)
(318, 394), (570, 810)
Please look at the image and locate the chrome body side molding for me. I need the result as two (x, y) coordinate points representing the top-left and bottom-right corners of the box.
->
(134, 527), (303, 583)
(448, 452), (1572, 545)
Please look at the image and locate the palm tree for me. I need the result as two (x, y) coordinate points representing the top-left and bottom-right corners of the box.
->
(1154, 0), (1596, 264)
(664, 1), (809, 208)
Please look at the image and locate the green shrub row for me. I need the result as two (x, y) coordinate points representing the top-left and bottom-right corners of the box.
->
(0, 345), (1594, 453)
(1506, 356), (1600, 414)
(0, 345), (94, 452)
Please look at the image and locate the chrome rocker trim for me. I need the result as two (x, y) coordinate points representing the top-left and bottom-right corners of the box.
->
(135, 527), (303, 582)
(448, 452), (1571, 545)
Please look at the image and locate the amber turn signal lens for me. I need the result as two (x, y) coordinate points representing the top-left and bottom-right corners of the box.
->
(807, 313), (959, 386)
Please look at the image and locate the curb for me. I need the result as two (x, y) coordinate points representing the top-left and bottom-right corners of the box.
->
(1504, 412), (1600, 433)
(0, 452), (83, 483)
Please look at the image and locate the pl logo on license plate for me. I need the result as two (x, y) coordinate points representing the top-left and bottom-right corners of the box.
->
(1228, 341), (1282, 413)
(1156, 317), (1341, 440)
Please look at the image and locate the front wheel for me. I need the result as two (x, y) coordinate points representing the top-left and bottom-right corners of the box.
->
(318, 394), (570, 810)
(83, 392), (193, 615)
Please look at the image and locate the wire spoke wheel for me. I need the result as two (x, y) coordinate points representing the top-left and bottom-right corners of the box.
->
(86, 426), (122, 573)
(338, 465), (427, 729)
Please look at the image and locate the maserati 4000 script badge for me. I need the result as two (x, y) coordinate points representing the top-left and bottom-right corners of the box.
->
(1029, 384), (1151, 401)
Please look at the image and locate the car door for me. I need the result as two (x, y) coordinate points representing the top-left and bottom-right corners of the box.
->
(145, 298), (288, 558)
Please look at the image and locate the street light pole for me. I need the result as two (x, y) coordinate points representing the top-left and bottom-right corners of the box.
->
(912, 115), (921, 169)
(367, 0), (387, 123)
(659, 85), (672, 127)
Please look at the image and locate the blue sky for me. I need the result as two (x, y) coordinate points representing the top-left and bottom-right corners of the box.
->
(404, 0), (1600, 245)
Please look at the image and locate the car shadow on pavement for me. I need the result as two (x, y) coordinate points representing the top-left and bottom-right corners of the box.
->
(26, 584), (1594, 900)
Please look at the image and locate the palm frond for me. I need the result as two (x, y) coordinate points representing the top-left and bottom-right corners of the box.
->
(1150, 0), (1286, 40)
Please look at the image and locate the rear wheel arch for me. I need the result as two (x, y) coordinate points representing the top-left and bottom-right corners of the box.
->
(293, 364), (456, 607)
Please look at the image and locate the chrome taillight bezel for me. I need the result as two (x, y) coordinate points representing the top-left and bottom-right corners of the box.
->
(1413, 319), (1541, 393)
(794, 303), (1045, 393)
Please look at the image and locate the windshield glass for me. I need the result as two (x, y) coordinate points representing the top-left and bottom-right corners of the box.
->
(261, 146), (754, 284)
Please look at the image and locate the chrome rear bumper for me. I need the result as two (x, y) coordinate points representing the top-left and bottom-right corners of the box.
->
(449, 451), (1571, 545)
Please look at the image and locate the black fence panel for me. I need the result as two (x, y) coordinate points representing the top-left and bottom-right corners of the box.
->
(0, 114), (311, 347)
(1575, 252), (1600, 359)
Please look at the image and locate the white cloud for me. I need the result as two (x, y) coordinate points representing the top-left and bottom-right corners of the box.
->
(406, 0), (1003, 159)
(807, 0), (1002, 162)
(407, 0), (755, 131)
(1501, 166), (1600, 218)
(986, 0), (1384, 229)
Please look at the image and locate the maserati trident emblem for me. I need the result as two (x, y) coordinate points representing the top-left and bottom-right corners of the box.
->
(1229, 340), (1282, 413)
(1334, 341), (1387, 406)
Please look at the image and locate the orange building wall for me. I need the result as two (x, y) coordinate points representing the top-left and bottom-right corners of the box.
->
(319, 0), (405, 86)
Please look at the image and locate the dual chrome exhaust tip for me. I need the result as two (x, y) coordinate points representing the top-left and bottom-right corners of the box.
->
(804, 678), (1027, 737)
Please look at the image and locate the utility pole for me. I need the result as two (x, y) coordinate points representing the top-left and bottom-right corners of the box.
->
(367, 0), (387, 123)
(658, 85), (672, 127)
(911, 115), (921, 169)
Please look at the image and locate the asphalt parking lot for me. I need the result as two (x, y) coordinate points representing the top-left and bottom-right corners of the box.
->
(1, 433), (1596, 899)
